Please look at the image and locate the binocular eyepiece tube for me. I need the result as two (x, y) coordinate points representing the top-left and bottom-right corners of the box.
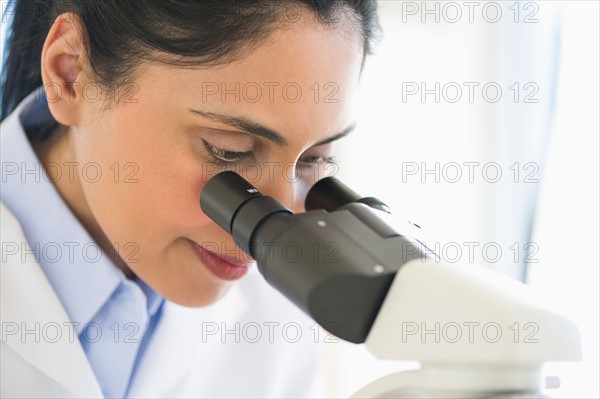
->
(199, 171), (391, 255)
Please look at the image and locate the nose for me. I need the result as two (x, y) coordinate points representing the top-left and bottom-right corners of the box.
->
(252, 172), (306, 215)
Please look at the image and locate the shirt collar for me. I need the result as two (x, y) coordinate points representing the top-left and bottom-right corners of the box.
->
(136, 275), (163, 316)
(1, 87), (163, 332)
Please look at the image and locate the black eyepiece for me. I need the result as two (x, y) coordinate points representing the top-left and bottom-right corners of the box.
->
(199, 171), (262, 234)
(200, 171), (292, 254)
(305, 176), (391, 213)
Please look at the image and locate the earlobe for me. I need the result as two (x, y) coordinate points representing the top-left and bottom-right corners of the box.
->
(41, 13), (89, 126)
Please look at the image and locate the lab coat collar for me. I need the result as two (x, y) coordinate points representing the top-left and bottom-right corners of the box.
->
(1, 202), (104, 398)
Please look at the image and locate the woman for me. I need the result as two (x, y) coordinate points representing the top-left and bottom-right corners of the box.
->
(0, 0), (379, 397)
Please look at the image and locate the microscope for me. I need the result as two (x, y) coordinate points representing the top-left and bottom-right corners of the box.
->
(200, 171), (581, 398)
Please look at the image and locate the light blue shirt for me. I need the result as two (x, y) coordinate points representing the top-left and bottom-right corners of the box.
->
(1, 87), (164, 398)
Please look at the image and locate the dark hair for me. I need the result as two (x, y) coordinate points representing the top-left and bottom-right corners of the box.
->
(1, 0), (380, 141)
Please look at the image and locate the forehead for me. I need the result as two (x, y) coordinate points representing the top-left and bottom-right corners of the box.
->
(136, 12), (364, 147)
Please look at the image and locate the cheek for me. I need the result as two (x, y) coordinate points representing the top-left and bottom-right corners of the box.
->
(73, 110), (214, 252)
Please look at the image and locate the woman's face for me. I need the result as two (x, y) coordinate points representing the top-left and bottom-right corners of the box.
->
(50, 14), (363, 306)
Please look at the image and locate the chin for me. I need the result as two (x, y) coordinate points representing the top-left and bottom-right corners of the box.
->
(164, 280), (235, 308)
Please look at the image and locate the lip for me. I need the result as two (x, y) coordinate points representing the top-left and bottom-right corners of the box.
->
(187, 239), (251, 281)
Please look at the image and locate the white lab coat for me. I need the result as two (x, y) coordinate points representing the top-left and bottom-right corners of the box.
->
(0, 202), (326, 398)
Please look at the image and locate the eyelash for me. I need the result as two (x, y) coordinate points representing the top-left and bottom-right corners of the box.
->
(202, 140), (337, 168)
(202, 140), (253, 164)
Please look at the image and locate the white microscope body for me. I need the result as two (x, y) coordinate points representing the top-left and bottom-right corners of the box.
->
(354, 256), (582, 398)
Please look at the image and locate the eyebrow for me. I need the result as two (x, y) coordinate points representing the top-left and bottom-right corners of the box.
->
(189, 109), (355, 147)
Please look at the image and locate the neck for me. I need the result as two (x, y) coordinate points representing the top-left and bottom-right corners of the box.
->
(32, 125), (137, 280)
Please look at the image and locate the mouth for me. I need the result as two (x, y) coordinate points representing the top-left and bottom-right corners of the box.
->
(187, 239), (252, 281)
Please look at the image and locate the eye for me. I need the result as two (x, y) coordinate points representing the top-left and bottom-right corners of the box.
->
(202, 140), (253, 164)
(297, 155), (338, 169)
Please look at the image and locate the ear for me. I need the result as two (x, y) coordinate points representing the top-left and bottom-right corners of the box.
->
(41, 13), (91, 126)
